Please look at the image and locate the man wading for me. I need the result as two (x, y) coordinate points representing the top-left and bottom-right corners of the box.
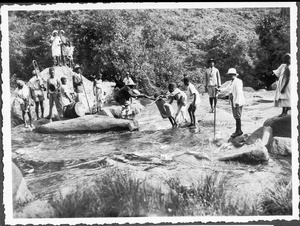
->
(204, 58), (221, 113)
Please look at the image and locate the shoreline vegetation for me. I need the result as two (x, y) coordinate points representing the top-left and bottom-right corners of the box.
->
(44, 168), (291, 217)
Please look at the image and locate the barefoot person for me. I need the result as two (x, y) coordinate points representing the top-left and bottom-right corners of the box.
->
(13, 80), (34, 128)
(29, 69), (46, 119)
(149, 93), (177, 128)
(168, 83), (188, 125)
(273, 53), (291, 117)
(183, 77), (201, 127)
(218, 68), (245, 138)
(204, 58), (221, 113)
(93, 72), (104, 113)
(46, 67), (63, 121)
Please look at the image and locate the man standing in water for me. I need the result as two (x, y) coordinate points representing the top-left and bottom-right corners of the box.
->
(183, 77), (201, 127)
(218, 68), (245, 138)
(204, 58), (221, 113)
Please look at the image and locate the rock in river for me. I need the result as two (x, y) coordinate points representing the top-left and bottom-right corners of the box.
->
(35, 115), (138, 133)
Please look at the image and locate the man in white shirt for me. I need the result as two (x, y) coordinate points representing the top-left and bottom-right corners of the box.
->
(204, 58), (221, 113)
(218, 68), (245, 138)
(183, 77), (201, 127)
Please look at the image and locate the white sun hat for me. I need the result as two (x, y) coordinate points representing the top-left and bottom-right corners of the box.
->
(226, 68), (239, 75)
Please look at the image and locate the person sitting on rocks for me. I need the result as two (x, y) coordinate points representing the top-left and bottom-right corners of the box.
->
(93, 72), (104, 113)
(218, 68), (245, 138)
(114, 81), (148, 118)
(13, 80), (34, 128)
(29, 69), (46, 119)
(148, 92), (177, 128)
(168, 83), (188, 125)
(46, 67), (63, 121)
(273, 53), (291, 117)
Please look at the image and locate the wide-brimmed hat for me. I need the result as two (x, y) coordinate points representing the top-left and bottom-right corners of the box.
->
(73, 64), (82, 71)
(226, 68), (239, 76)
(52, 30), (58, 34)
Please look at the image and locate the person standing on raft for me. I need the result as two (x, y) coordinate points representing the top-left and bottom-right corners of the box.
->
(46, 67), (63, 121)
(218, 68), (245, 138)
(93, 72), (104, 113)
(29, 69), (46, 119)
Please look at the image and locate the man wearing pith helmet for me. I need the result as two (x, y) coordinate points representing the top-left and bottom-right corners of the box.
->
(218, 68), (245, 138)
(204, 58), (221, 113)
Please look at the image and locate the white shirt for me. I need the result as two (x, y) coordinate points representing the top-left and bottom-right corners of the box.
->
(204, 66), (221, 87)
(221, 77), (245, 106)
(51, 35), (61, 57)
(186, 83), (201, 105)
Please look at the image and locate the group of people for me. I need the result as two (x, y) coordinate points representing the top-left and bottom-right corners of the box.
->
(13, 64), (104, 127)
(50, 30), (74, 68)
(13, 53), (291, 138)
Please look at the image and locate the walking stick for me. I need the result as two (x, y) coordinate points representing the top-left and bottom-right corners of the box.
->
(79, 73), (92, 114)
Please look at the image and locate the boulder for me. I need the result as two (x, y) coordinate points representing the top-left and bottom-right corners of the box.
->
(269, 137), (291, 156)
(11, 66), (116, 125)
(35, 115), (138, 133)
(245, 126), (273, 147)
(218, 141), (269, 164)
(263, 115), (291, 138)
(12, 162), (33, 204)
(14, 200), (56, 218)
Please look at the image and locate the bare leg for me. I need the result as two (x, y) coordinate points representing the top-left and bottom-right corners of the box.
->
(35, 101), (40, 119)
(40, 101), (44, 118)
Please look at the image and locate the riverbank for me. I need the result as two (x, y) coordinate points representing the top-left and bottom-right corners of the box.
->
(11, 89), (293, 218)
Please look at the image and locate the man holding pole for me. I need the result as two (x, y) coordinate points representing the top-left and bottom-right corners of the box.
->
(217, 68), (245, 138)
(204, 58), (221, 113)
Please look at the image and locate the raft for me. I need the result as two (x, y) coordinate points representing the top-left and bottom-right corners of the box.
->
(35, 115), (138, 133)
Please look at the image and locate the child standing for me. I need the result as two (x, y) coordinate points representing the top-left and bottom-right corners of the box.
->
(93, 73), (104, 113)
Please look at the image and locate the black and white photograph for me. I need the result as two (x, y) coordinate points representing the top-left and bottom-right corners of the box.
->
(1, 2), (299, 225)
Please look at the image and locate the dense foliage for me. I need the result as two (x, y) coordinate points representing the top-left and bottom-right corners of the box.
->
(9, 8), (290, 93)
